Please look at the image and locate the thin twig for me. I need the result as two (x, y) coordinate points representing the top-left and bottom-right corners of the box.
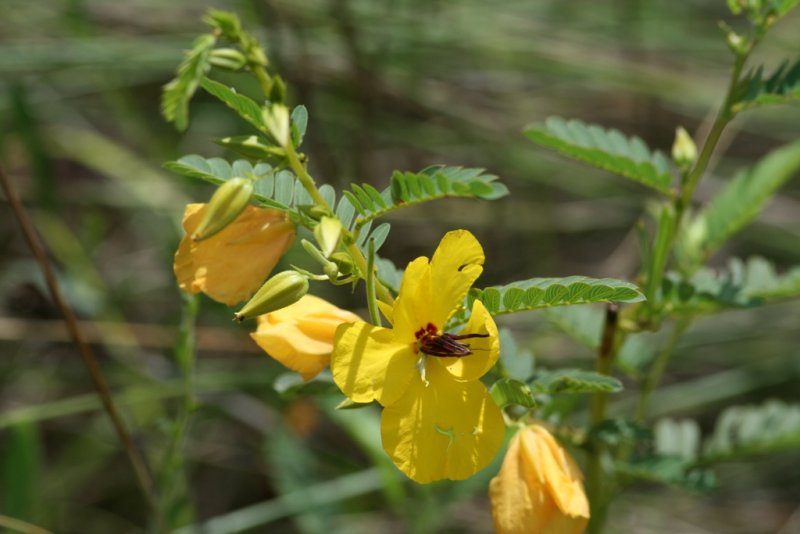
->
(0, 514), (54, 534)
(0, 165), (158, 513)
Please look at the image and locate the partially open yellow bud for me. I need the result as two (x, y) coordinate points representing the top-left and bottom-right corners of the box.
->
(192, 177), (255, 241)
(174, 203), (294, 306)
(250, 294), (361, 380)
(490, 424), (590, 534)
(234, 270), (309, 322)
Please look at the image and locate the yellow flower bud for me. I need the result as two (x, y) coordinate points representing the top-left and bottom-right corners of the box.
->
(250, 295), (360, 380)
(672, 126), (698, 170)
(314, 216), (343, 258)
(234, 270), (309, 322)
(490, 424), (590, 534)
(174, 204), (295, 305)
(192, 177), (254, 241)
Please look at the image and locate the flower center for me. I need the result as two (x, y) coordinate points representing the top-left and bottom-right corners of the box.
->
(414, 322), (489, 358)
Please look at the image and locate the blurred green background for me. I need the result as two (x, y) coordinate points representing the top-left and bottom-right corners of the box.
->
(1, 1), (798, 533)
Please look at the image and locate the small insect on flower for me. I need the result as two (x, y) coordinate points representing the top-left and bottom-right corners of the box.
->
(415, 322), (490, 357)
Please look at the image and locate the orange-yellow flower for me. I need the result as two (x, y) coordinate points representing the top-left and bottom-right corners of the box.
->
(174, 203), (294, 305)
(490, 424), (590, 534)
(331, 230), (504, 483)
(251, 294), (361, 380)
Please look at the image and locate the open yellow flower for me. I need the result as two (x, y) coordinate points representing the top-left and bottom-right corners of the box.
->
(174, 203), (294, 305)
(331, 230), (504, 483)
(490, 424), (590, 534)
(251, 294), (361, 380)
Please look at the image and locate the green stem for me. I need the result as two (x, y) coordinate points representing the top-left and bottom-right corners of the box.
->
(635, 318), (690, 421)
(679, 45), (752, 211)
(586, 303), (619, 534)
(365, 238), (382, 326)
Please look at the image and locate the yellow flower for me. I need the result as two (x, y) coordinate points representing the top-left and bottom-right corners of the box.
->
(490, 424), (590, 534)
(251, 295), (361, 380)
(174, 203), (294, 305)
(331, 230), (504, 483)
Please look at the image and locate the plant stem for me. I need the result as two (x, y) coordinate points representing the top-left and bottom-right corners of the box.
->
(284, 142), (395, 306)
(365, 238), (382, 326)
(0, 165), (158, 514)
(586, 303), (619, 534)
(635, 318), (690, 421)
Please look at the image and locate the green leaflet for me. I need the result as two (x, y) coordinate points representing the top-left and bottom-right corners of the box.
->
(701, 400), (800, 464)
(490, 378), (536, 409)
(465, 276), (644, 320)
(733, 58), (800, 112)
(531, 369), (623, 394)
(164, 155), (292, 210)
(200, 77), (267, 133)
(340, 165), (508, 230)
(663, 256), (800, 315)
(161, 34), (216, 131)
(524, 117), (674, 194)
(680, 140), (800, 263)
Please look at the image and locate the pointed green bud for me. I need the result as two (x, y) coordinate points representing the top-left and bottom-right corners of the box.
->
(192, 177), (254, 241)
(269, 75), (287, 104)
(209, 48), (248, 70)
(314, 217), (343, 258)
(234, 271), (309, 321)
(263, 104), (290, 147)
(672, 127), (697, 170)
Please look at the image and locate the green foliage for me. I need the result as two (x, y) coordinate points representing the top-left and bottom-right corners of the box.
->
(490, 378), (536, 409)
(342, 166), (508, 229)
(161, 34), (216, 131)
(524, 117), (674, 194)
(616, 455), (717, 492)
(701, 400), (800, 463)
(201, 77), (267, 133)
(375, 257), (403, 294)
(499, 328), (535, 381)
(531, 369), (623, 394)
(679, 140), (800, 263)
(1, 422), (41, 520)
(663, 256), (800, 315)
(733, 59), (800, 112)
(464, 276), (644, 320)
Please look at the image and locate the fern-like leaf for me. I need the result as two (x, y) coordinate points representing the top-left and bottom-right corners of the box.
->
(338, 165), (508, 230)
(161, 34), (216, 131)
(679, 140), (800, 262)
(460, 276), (643, 323)
(524, 117), (674, 194)
(701, 400), (800, 463)
(733, 58), (800, 112)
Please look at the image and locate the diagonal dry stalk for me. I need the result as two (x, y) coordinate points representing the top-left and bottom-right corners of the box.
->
(0, 165), (158, 514)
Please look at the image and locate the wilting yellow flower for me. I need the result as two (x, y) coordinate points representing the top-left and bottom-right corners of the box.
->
(490, 424), (590, 534)
(331, 230), (504, 483)
(174, 203), (294, 305)
(251, 295), (361, 380)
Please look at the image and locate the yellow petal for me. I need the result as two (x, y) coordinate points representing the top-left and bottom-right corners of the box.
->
(429, 230), (484, 325)
(433, 300), (499, 381)
(174, 203), (295, 305)
(490, 425), (589, 534)
(250, 295), (360, 381)
(381, 363), (504, 483)
(524, 426), (590, 519)
(331, 322), (417, 405)
(391, 256), (432, 342)
(490, 431), (558, 534)
(391, 230), (485, 340)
